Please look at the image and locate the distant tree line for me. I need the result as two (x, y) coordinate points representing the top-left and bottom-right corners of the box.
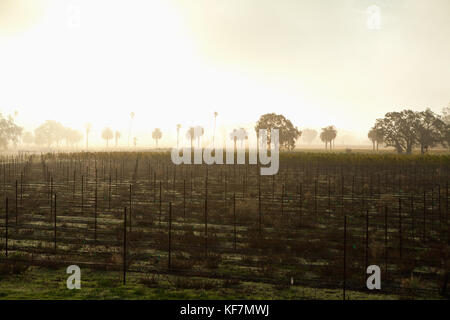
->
(0, 113), (22, 149)
(1, 107), (448, 153)
(370, 108), (450, 154)
(31, 120), (83, 148)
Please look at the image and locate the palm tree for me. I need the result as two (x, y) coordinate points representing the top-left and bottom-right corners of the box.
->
(229, 128), (248, 163)
(368, 126), (384, 151)
(330, 127), (337, 148)
(194, 126), (204, 148)
(320, 126), (337, 150)
(101, 127), (114, 147)
(368, 128), (377, 151)
(185, 126), (204, 149)
(213, 112), (218, 147)
(186, 127), (195, 150)
(230, 129), (239, 151)
(152, 128), (162, 148)
(115, 130), (121, 147)
(85, 123), (92, 150)
(64, 128), (82, 148)
(176, 124), (182, 148)
(236, 128), (248, 148)
(128, 112), (135, 147)
(320, 131), (328, 149)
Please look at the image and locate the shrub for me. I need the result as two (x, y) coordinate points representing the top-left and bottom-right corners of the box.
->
(139, 274), (160, 288)
(223, 278), (241, 288)
(171, 254), (195, 270)
(171, 277), (220, 290)
(204, 253), (222, 269)
(0, 254), (30, 276)
(401, 274), (424, 298)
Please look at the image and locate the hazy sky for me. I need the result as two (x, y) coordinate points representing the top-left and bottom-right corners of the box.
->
(0, 0), (449, 147)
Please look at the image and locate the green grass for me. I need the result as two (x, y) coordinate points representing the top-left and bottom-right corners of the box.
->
(0, 266), (441, 300)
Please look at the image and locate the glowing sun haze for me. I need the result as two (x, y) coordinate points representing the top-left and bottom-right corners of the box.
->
(0, 0), (449, 147)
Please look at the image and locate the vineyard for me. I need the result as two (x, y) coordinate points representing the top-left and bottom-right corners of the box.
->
(0, 151), (448, 299)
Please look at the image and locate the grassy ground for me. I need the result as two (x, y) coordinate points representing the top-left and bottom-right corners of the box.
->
(0, 266), (442, 300)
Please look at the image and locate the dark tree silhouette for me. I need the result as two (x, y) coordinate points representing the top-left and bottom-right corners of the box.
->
(368, 125), (384, 151)
(442, 106), (450, 125)
(440, 105), (450, 148)
(375, 110), (417, 154)
(255, 113), (301, 150)
(320, 126), (337, 150)
(414, 109), (447, 153)
(374, 109), (448, 154)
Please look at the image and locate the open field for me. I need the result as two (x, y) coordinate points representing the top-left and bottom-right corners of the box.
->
(0, 266), (423, 300)
(0, 151), (449, 300)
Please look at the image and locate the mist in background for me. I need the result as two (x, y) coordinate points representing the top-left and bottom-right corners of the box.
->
(0, 0), (449, 148)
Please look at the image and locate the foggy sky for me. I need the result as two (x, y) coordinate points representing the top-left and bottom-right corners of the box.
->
(0, 0), (449, 147)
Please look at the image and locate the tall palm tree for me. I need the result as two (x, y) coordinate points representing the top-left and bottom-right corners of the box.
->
(152, 128), (162, 148)
(320, 130), (328, 150)
(101, 127), (113, 147)
(368, 126), (383, 151)
(236, 128), (248, 148)
(176, 124), (182, 148)
(194, 126), (204, 148)
(186, 127), (195, 151)
(85, 123), (92, 150)
(115, 130), (121, 147)
(368, 128), (377, 151)
(330, 127), (337, 148)
(320, 126), (337, 150)
(128, 112), (135, 147)
(213, 112), (218, 147)
(186, 126), (204, 149)
(230, 129), (239, 151)
(229, 128), (247, 163)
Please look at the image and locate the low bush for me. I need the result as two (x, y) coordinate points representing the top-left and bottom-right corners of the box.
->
(0, 254), (30, 276)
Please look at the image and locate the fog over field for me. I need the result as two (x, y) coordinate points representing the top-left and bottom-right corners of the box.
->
(0, 0), (449, 149)
(0, 1), (450, 303)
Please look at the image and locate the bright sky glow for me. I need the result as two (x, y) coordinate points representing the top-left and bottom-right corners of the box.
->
(0, 0), (449, 147)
